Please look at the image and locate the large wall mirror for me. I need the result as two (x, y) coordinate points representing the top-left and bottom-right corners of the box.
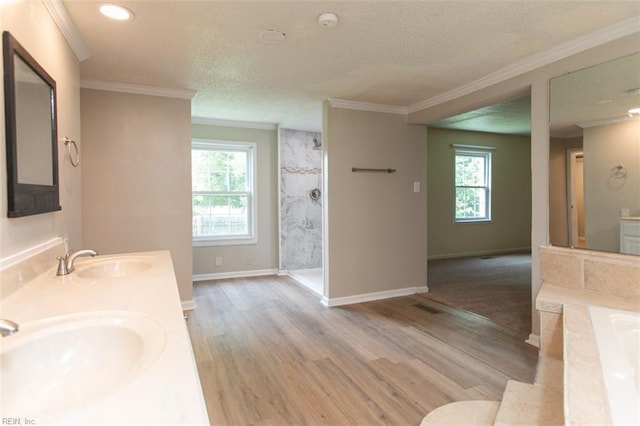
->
(549, 52), (640, 255)
(3, 31), (60, 217)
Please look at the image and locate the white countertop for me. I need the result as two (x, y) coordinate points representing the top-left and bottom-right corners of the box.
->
(0, 250), (209, 424)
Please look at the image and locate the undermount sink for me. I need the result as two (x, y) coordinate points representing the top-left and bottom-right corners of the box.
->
(76, 256), (154, 278)
(0, 311), (166, 417)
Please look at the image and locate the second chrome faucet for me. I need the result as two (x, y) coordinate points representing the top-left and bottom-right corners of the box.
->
(56, 249), (98, 276)
(0, 319), (19, 337)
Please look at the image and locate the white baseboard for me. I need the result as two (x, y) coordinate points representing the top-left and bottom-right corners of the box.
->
(427, 246), (531, 261)
(181, 299), (196, 311)
(193, 268), (279, 282)
(526, 333), (540, 347)
(322, 286), (429, 307)
(415, 286), (430, 294)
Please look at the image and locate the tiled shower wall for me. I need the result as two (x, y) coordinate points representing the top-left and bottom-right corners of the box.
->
(280, 129), (322, 271)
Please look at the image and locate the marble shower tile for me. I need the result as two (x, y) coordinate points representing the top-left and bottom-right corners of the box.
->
(281, 173), (321, 198)
(280, 129), (323, 270)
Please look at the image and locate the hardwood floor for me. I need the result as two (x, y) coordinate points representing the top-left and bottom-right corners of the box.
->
(187, 276), (538, 425)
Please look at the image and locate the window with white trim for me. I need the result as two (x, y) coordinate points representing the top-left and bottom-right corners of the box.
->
(454, 146), (492, 222)
(192, 140), (256, 246)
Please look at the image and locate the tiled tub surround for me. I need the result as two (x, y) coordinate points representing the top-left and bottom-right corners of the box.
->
(540, 247), (640, 299)
(537, 246), (640, 425)
(0, 245), (208, 424)
(280, 129), (323, 271)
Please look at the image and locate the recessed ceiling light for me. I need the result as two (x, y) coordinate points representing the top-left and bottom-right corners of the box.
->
(100, 4), (134, 21)
(259, 30), (286, 44)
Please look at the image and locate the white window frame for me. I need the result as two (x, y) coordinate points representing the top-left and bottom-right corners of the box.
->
(453, 144), (493, 223)
(192, 139), (257, 247)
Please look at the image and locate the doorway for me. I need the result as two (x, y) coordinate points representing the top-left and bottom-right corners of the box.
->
(567, 149), (585, 248)
(425, 93), (533, 334)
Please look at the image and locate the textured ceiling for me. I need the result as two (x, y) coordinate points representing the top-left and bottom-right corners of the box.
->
(63, 1), (640, 128)
(551, 52), (640, 137)
(430, 96), (532, 135)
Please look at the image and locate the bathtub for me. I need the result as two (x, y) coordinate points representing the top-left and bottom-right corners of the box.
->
(589, 305), (640, 425)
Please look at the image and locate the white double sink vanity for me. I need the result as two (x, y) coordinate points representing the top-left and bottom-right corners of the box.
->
(0, 246), (208, 424)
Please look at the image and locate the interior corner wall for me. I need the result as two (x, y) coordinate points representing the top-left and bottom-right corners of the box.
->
(191, 124), (279, 276)
(0, 0), (82, 261)
(583, 119), (640, 251)
(426, 128), (532, 259)
(80, 89), (193, 302)
(325, 105), (427, 299)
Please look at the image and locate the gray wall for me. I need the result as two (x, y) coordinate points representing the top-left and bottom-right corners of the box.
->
(81, 89), (193, 302)
(427, 128), (532, 258)
(584, 120), (640, 251)
(325, 105), (427, 299)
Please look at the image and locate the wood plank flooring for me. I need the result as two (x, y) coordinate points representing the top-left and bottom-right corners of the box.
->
(187, 276), (538, 425)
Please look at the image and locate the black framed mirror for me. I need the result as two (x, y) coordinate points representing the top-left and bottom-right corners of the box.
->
(3, 31), (60, 217)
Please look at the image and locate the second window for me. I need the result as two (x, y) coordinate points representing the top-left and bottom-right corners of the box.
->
(454, 147), (492, 222)
(192, 140), (257, 246)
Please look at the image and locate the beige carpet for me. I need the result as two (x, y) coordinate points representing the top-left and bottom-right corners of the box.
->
(423, 253), (532, 335)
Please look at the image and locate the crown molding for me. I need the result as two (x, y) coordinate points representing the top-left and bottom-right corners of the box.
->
(578, 114), (640, 129)
(42, 0), (90, 61)
(191, 116), (277, 130)
(81, 79), (197, 99)
(408, 15), (640, 114)
(44, 2), (638, 121)
(328, 98), (408, 114)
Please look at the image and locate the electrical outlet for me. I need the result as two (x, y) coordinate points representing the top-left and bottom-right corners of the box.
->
(246, 256), (253, 266)
(215, 257), (222, 267)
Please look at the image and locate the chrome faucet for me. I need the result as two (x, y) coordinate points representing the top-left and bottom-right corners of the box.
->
(0, 319), (19, 337)
(56, 249), (98, 276)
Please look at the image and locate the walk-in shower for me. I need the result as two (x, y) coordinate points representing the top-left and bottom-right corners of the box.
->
(279, 129), (323, 296)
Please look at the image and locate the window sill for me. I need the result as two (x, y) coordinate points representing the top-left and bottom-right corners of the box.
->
(454, 218), (492, 224)
(193, 237), (257, 247)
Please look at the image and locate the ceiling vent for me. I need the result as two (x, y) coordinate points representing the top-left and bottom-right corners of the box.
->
(259, 30), (286, 44)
